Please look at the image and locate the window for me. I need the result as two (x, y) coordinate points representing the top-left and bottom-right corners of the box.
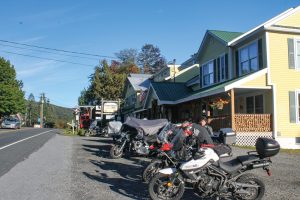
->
(239, 41), (258, 75)
(219, 55), (225, 81)
(296, 40), (300, 69)
(202, 61), (214, 86)
(246, 94), (264, 114)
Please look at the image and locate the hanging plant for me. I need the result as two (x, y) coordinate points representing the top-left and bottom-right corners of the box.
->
(209, 97), (230, 110)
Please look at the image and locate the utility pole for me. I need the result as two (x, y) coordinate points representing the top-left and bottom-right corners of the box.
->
(40, 94), (44, 128)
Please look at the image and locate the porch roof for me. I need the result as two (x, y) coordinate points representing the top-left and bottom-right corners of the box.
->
(146, 68), (269, 106)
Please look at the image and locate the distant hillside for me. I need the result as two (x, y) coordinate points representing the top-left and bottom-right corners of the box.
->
(26, 101), (73, 128)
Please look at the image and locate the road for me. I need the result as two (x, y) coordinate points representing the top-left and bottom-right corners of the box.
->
(0, 128), (55, 177)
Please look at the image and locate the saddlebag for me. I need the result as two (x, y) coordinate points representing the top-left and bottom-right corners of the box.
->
(255, 137), (280, 158)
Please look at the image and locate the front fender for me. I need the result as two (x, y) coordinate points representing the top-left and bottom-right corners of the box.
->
(159, 168), (176, 175)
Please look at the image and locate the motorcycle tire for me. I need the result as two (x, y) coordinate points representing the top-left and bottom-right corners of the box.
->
(142, 159), (163, 183)
(236, 173), (265, 200)
(110, 144), (123, 159)
(148, 173), (185, 200)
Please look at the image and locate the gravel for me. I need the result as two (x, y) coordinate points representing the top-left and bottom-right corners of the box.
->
(73, 137), (300, 200)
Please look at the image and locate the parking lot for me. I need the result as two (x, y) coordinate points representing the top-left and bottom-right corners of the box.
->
(72, 136), (300, 200)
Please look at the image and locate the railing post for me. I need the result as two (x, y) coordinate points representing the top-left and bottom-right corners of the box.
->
(230, 89), (235, 131)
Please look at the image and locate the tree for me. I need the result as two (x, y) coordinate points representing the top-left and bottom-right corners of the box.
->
(0, 57), (26, 118)
(137, 44), (167, 74)
(115, 48), (138, 64)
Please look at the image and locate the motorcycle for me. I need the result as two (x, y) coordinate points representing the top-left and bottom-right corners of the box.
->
(148, 137), (280, 200)
(143, 123), (232, 183)
(109, 117), (169, 159)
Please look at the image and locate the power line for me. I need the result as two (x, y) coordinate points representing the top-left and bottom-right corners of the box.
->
(0, 50), (96, 67)
(0, 39), (117, 59)
(0, 43), (100, 61)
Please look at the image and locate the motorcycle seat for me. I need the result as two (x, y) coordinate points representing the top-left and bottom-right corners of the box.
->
(237, 155), (260, 166)
(217, 159), (242, 174)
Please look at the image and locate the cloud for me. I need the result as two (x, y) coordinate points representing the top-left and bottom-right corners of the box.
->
(17, 36), (46, 44)
(17, 60), (59, 78)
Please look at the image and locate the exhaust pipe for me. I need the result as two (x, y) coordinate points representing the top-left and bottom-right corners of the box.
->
(251, 162), (270, 169)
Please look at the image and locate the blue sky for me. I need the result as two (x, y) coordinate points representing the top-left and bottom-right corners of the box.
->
(0, 0), (297, 108)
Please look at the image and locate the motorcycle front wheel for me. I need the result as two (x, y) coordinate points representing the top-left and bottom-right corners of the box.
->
(110, 144), (123, 159)
(148, 173), (184, 200)
(235, 173), (265, 200)
(143, 159), (164, 183)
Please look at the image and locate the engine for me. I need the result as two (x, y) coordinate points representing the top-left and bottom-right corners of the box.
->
(195, 173), (221, 197)
(133, 140), (149, 155)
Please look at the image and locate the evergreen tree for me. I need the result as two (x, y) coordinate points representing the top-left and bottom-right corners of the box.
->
(137, 44), (167, 74)
(0, 57), (26, 118)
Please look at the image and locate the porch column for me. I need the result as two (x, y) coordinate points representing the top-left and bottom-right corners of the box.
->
(230, 89), (235, 130)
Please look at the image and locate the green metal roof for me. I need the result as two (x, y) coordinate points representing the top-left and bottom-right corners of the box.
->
(208, 30), (243, 43)
(151, 82), (192, 101)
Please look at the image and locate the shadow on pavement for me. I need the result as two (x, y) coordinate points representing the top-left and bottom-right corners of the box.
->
(83, 159), (148, 200)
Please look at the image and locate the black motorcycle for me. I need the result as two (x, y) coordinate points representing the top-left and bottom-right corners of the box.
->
(110, 117), (169, 159)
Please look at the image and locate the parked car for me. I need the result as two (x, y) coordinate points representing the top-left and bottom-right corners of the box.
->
(1, 118), (21, 129)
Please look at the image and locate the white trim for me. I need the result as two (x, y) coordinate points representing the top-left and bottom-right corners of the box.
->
(235, 86), (271, 89)
(272, 85), (277, 139)
(265, 26), (300, 34)
(225, 68), (268, 91)
(228, 7), (296, 46)
(296, 90), (300, 124)
(165, 64), (199, 80)
(265, 32), (272, 85)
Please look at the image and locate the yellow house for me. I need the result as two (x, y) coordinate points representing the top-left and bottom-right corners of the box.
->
(143, 6), (300, 149)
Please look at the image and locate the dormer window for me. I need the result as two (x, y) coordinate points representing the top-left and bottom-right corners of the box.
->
(239, 41), (258, 75)
(202, 60), (214, 87)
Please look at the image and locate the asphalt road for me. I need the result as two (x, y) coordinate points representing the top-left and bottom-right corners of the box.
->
(0, 128), (55, 177)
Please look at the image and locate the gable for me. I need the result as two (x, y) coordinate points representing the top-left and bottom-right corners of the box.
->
(197, 34), (227, 64)
(239, 73), (268, 88)
(275, 9), (300, 27)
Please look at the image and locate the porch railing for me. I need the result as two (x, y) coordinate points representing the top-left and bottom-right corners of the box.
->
(234, 114), (272, 132)
(210, 114), (272, 132)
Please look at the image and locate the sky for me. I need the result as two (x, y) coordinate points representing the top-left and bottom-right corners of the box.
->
(0, 0), (297, 108)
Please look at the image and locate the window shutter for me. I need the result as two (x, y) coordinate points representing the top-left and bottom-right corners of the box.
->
(217, 57), (220, 82)
(289, 91), (296, 123)
(258, 39), (263, 69)
(235, 50), (239, 77)
(199, 67), (203, 88)
(225, 54), (229, 80)
(288, 38), (295, 69)
(213, 59), (217, 83)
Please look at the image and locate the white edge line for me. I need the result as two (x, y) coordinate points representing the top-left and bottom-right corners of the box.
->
(0, 130), (53, 150)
